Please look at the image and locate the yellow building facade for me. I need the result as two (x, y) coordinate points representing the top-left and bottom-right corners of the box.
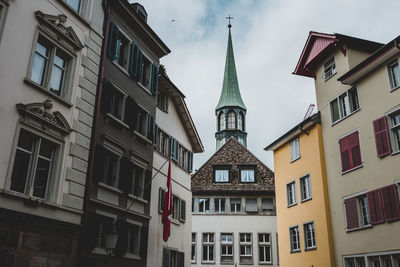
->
(265, 113), (335, 267)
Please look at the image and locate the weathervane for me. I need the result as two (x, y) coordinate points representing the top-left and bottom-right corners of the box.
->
(226, 14), (233, 28)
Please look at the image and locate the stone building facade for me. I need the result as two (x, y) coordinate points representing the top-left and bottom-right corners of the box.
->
(0, 0), (104, 266)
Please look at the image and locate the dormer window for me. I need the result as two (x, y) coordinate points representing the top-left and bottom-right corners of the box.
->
(323, 57), (336, 81)
(240, 167), (255, 183)
(214, 165), (231, 182)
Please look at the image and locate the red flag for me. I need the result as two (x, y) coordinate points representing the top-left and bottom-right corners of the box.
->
(162, 160), (173, 242)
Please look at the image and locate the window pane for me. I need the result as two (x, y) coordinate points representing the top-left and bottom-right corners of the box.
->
(31, 42), (48, 85)
(348, 88), (359, 112)
(50, 54), (67, 95)
(33, 157), (51, 198)
(331, 99), (340, 122)
(65, 0), (81, 12)
(10, 150), (32, 193)
(141, 57), (151, 88)
(339, 94), (348, 117)
(241, 169), (255, 182)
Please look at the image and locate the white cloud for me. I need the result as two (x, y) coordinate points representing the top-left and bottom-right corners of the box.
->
(140, 0), (400, 170)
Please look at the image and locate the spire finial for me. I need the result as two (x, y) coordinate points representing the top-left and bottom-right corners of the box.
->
(225, 14), (233, 28)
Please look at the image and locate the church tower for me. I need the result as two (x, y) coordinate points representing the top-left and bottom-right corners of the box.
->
(215, 21), (247, 150)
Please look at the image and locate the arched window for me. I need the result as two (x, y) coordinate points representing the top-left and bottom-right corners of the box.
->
(227, 111), (236, 129)
(219, 112), (225, 131)
(238, 112), (244, 131)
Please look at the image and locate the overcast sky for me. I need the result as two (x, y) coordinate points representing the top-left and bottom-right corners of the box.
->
(138, 0), (400, 170)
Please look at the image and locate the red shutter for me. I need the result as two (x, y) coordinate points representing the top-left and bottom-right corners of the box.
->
(344, 197), (359, 230)
(339, 136), (351, 172)
(367, 190), (384, 225)
(381, 184), (400, 222)
(348, 131), (362, 168)
(373, 117), (392, 158)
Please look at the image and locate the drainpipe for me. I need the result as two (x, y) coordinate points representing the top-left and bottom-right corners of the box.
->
(77, 0), (111, 266)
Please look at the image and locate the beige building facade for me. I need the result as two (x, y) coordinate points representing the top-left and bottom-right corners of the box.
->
(147, 69), (203, 267)
(294, 32), (400, 266)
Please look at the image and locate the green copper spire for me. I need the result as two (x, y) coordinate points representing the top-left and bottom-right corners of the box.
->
(216, 26), (246, 110)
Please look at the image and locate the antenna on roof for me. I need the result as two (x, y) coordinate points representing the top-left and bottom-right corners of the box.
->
(303, 104), (315, 120)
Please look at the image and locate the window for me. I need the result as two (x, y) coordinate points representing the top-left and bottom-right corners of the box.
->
(261, 198), (274, 212)
(287, 181), (297, 207)
(63, 0), (81, 13)
(300, 175), (312, 201)
(136, 106), (149, 136)
(116, 31), (130, 69)
(109, 88), (125, 120)
(330, 87), (360, 123)
(202, 233), (214, 263)
(219, 112), (225, 131)
(9, 129), (58, 199)
(289, 226), (300, 252)
(239, 233), (252, 264)
(30, 38), (71, 98)
(238, 112), (244, 131)
(230, 198), (241, 213)
(290, 138), (300, 161)
(221, 233), (234, 263)
(240, 168), (255, 183)
(215, 169), (230, 182)
(345, 253), (400, 267)
(303, 222), (316, 250)
(198, 198), (210, 212)
(227, 111), (236, 129)
(214, 198), (225, 213)
(139, 55), (152, 89)
(344, 194), (370, 230)
(158, 129), (169, 156)
(127, 224), (140, 256)
(101, 150), (119, 187)
(388, 59), (400, 90)
(388, 110), (400, 153)
(178, 145), (188, 169)
(191, 233), (196, 263)
(132, 166), (145, 198)
(172, 195), (179, 220)
(258, 233), (272, 264)
(0, 1), (8, 43)
(157, 91), (168, 112)
(93, 216), (115, 252)
(179, 199), (186, 222)
(339, 131), (362, 173)
(246, 198), (258, 213)
(163, 248), (184, 267)
(344, 257), (366, 267)
(323, 57), (336, 80)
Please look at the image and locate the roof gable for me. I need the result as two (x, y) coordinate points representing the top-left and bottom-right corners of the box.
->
(191, 137), (274, 194)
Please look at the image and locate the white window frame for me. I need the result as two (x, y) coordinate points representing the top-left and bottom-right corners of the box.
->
(289, 225), (300, 253)
(198, 198), (210, 213)
(290, 138), (300, 162)
(239, 233), (253, 264)
(157, 128), (170, 157)
(240, 168), (255, 183)
(215, 169), (229, 182)
(323, 56), (337, 81)
(286, 181), (297, 207)
(0, 0), (9, 44)
(202, 233), (215, 263)
(258, 233), (272, 264)
(214, 198), (225, 213)
(138, 52), (153, 92)
(230, 198), (241, 213)
(386, 107), (400, 154)
(387, 59), (400, 91)
(191, 233), (196, 263)
(343, 191), (372, 231)
(300, 174), (312, 202)
(343, 250), (400, 267)
(220, 233), (234, 263)
(131, 165), (145, 198)
(330, 86), (360, 125)
(303, 221), (316, 250)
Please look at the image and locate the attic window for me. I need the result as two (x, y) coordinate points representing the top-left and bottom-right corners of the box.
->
(323, 57), (336, 81)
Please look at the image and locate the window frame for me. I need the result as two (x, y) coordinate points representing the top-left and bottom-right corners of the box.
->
(157, 128), (170, 157)
(220, 233), (234, 263)
(289, 137), (300, 162)
(130, 165), (145, 198)
(214, 198), (226, 213)
(157, 90), (169, 112)
(261, 198), (274, 213)
(329, 86), (360, 125)
(202, 233), (215, 263)
(245, 198), (258, 213)
(213, 165), (231, 183)
(286, 180), (297, 207)
(386, 107), (400, 154)
(125, 220), (141, 258)
(191, 233), (196, 263)
(289, 225), (301, 253)
(138, 51), (153, 92)
(198, 198), (210, 213)
(239, 233), (253, 264)
(239, 165), (256, 183)
(338, 129), (363, 174)
(112, 27), (132, 73)
(258, 233), (272, 264)
(300, 174), (312, 202)
(0, 0), (9, 44)
(323, 56), (337, 81)
(387, 59), (400, 91)
(6, 126), (63, 202)
(227, 110), (236, 129)
(343, 191), (372, 232)
(303, 221), (316, 251)
(230, 198), (242, 213)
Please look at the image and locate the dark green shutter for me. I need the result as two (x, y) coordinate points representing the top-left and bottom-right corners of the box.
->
(154, 65), (159, 95)
(147, 113), (154, 140)
(174, 140), (179, 163)
(188, 151), (193, 172)
(107, 22), (119, 59)
(180, 199), (186, 222)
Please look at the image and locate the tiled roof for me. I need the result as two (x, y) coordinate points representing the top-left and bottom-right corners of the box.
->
(191, 137), (274, 194)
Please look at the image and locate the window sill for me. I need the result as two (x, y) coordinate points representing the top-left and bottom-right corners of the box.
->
(133, 130), (153, 145)
(331, 108), (361, 126)
(287, 202), (297, 208)
(137, 82), (152, 96)
(305, 246), (317, 251)
(341, 164), (363, 175)
(290, 249), (301, 254)
(105, 113), (130, 130)
(220, 261), (234, 265)
(91, 247), (107, 255)
(24, 78), (73, 108)
(391, 150), (400, 156)
(201, 261), (215, 264)
(290, 156), (301, 163)
(112, 60), (130, 76)
(213, 181), (231, 184)
(128, 193), (148, 204)
(301, 197), (312, 203)
(346, 224), (372, 233)
(98, 182), (123, 194)
(171, 218), (180, 225)
(390, 85), (400, 92)
(259, 261), (273, 265)
(123, 253), (141, 260)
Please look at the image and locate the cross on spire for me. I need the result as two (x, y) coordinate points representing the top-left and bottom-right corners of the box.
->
(226, 14), (233, 28)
